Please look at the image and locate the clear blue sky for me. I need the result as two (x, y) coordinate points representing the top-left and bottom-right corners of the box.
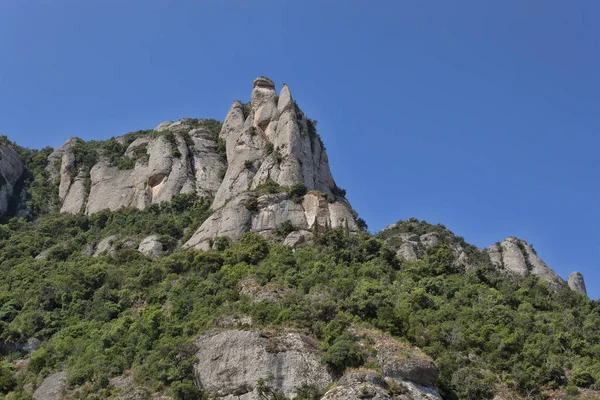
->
(1, 1), (598, 299)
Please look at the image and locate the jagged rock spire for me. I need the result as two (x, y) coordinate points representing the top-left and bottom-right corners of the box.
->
(184, 77), (357, 250)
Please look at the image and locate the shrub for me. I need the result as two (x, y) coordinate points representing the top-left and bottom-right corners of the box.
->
(571, 369), (595, 387)
(0, 362), (15, 393)
(255, 180), (283, 195)
(565, 385), (579, 395)
(288, 183), (307, 203)
(170, 381), (207, 400)
(321, 333), (364, 374)
(274, 221), (296, 238)
(266, 143), (274, 155)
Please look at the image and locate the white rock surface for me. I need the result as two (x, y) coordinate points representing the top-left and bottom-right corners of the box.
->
(185, 77), (358, 248)
(33, 371), (67, 400)
(138, 235), (164, 258)
(321, 372), (442, 400)
(487, 237), (565, 289)
(568, 272), (587, 295)
(194, 329), (332, 399)
(49, 121), (225, 215)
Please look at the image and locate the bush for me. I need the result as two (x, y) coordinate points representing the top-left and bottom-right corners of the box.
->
(0, 362), (15, 394)
(274, 221), (296, 238)
(321, 333), (364, 374)
(571, 369), (595, 387)
(288, 183), (307, 203)
(170, 381), (207, 400)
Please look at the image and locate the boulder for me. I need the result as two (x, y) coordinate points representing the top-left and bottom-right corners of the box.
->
(93, 234), (121, 257)
(138, 235), (164, 258)
(33, 371), (67, 400)
(419, 233), (439, 248)
(397, 242), (419, 261)
(283, 230), (310, 247)
(194, 329), (332, 399)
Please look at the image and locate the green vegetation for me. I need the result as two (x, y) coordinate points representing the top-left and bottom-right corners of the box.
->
(0, 136), (598, 398)
(253, 180), (308, 204)
(0, 211), (597, 399)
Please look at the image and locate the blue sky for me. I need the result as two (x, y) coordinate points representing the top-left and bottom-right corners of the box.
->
(1, 1), (598, 299)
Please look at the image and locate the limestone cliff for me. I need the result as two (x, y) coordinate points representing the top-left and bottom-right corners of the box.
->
(48, 119), (226, 214)
(193, 327), (441, 400)
(0, 144), (24, 215)
(47, 77), (358, 246)
(184, 77), (358, 250)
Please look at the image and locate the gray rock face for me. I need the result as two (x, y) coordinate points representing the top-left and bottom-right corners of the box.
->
(385, 231), (473, 268)
(93, 234), (121, 257)
(0, 145), (24, 215)
(352, 327), (439, 388)
(50, 121), (226, 215)
(321, 371), (442, 400)
(487, 237), (565, 289)
(568, 272), (587, 295)
(194, 329), (332, 399)
(184, 77), (357, 249)
(138, 235), (164, 258)
(33, 371), (67, 400)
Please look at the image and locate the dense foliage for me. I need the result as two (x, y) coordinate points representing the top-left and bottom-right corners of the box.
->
(0, 207), (598, 399)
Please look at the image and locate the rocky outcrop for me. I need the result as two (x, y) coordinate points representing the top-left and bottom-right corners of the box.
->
(380, 229), (473, 268)
(568, 272), (587, 295)
(33, 371), (67, 400)
(321, 371), (442, 400)
(352, 327), (439, 387)
(0, 145), (24, 215)
(487, 237), (565, 289)
(138, 235), (164, 258)
(194, 329), (332, 399)
(320, 328), (442, 399)
(50, 120), (226, 215)
(185, 77), (358, 250)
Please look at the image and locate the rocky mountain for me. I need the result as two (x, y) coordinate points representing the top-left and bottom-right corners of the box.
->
(378, 219), (587, 296)
(16, 77), (357, 250)
(0, 77), (596, 400)
(182, 77), (357, 250)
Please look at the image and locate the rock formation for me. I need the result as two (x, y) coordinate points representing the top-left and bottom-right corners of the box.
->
(194, 327), (442, 400)
(0, 144), (24, 215)
(194, 329), (332, 399)
(321, 371), (442, 400)
(47, 77), (358, 247)
(184, 77), (358, 250)
(49, 120), (225, 214)
(487, 237), (565, 289)
(568, 272), (587, 295)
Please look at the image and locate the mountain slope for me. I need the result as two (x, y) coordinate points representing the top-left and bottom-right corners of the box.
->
(0, 77), (597, 400)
